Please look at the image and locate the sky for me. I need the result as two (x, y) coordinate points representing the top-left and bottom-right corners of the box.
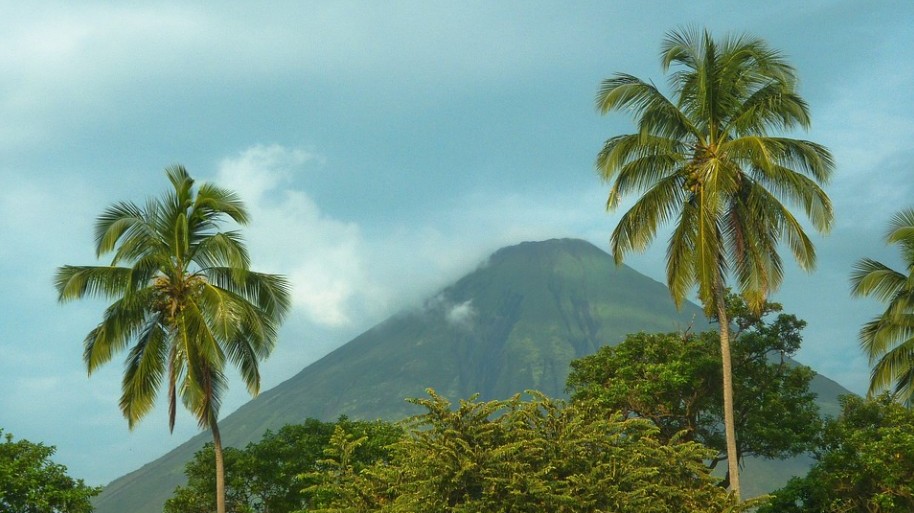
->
(0, 1), (912, 486)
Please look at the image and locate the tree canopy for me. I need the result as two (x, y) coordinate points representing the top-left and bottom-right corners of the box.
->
(56, 166), (291, 513)
(165, 418), (401, 513)
(761, 394), (914, 513)
(0, 429), (100, 513)
(566, 295), (821, 484)
(307, 390), (751, 513)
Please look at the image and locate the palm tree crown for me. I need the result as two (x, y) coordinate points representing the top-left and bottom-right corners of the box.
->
(597, 28), (833, 312)
(851, 209), (914, 404)
(56, 166), (291, 431)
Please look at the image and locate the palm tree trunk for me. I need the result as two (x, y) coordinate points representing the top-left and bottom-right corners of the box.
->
(716, 287), (741, 500)
(211, 420), (226, 513)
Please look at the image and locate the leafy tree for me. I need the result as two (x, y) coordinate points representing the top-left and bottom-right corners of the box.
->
(55, 166), (291, 513)
(166, 446), (250, 513)
(0, 429), (100, 513)
(165, 418), (401, 513)
(594, 27), (834, 497)
(760, 394), (914, 513)
(308, 390), (754, 513)
(851, 208), (914, 403)
(567, 295), (820, 487)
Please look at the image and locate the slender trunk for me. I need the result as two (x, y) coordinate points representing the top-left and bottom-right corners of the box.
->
(716, 286), (741, 500)
(212, 420), (226, 513)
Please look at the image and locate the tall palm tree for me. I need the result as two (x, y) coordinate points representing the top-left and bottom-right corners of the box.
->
(55, 166), (291, 513)
(851, 209), (914, 404)
(595, 28), (833, 498)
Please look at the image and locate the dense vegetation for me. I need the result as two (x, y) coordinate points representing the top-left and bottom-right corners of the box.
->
(0, 429), (100, 513)
(761, 395), (914, 513)
(307, 391), (756, 513)
(567, 294), (820, 487)
(165, 419), (401, 513)
(170, 394), (750, 513)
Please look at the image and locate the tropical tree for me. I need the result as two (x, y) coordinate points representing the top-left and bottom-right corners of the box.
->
(0, 428), (101, 513)
(851, 208), (914, 404)
(566, 295), (822, 487)
(307, 390), (748, 513)
(165, 418), (402, 513)
(55, 166), (291, 513)
(595, 28), (833, 498)
(760, 394), (914, 513)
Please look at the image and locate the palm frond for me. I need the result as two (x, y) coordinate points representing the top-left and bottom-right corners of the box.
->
(191, 231), (251, 273)
(83, 291), (155, 373)
(762, 138), (834, 185)
(860, 315), (914, 364)
(107, 200), (167, 266)
(595, 75), (689, 140)
(119, 316), (169, 429)
(223, 331), (263, 396)
(201, 283), (278, 349)
(610, 174), (686, 264)
(851, 259), (907, 300)
(724, 191), (783, 312)
(694, 190), (725, 311)
(727, 142), (832, 234)
(94, 201), (144, 257)
(198, 283), (242, 343)
(166, 165), (194, 205)
(597, 133), (686, 207)
(205, 267), (292, 321)
(868, 337), (914, 401)
(886, 209), (914, 245)
(195, 182), (250, 226)
(55, 265), (136, 302)
(167, 343), (185, 433)
(660, 26), (702, 73)
(182, 349), (227, 429)
(666, 198), (699, 307)
(729, 85), (811, 135)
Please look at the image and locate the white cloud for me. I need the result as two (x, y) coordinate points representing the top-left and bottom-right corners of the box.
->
(214, 144), (374, 327)
(446, 300), (476, 329)
(213, 145), (615, 331)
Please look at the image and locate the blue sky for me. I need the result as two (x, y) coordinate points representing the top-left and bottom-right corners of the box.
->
(1, 1), (912, 486)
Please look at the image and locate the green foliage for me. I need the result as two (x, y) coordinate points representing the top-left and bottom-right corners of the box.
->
(55, 166), (291, 430)
(56, 166), (291, 513)
(595, 27), (833, 499)
(596, 28), (833, 312)
(761, 395), (914, 513)
(0, 429), (100, 513)
(567, 295), (821, 479)
(165, 418), (401, 513)
(851, 208), (914, 403)
(308, 390), (752, 513)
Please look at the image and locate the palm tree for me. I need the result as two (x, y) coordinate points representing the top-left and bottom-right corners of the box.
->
(595, 28), (833, 498)
(851, 209), (914, 404)
(55, 166), (291, 513)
